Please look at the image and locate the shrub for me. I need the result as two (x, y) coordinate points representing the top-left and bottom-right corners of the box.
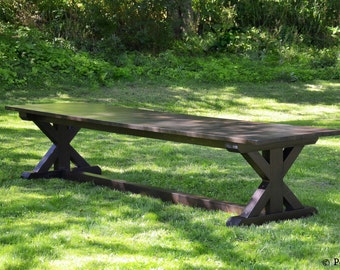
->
(0, 24), (130, 89)
(1, 0), (339, 54)
(310, 49), (338, 68)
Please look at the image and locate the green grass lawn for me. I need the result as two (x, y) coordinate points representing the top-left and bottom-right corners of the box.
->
(1, 80), (339, 269)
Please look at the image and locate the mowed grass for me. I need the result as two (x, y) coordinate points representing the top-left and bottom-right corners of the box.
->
(0, 80), (339, 269)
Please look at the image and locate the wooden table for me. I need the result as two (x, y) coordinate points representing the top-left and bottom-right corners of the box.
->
(6, 103), (340, 226)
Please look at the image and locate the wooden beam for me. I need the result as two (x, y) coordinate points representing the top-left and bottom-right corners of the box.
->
(63, 171), (245, 215)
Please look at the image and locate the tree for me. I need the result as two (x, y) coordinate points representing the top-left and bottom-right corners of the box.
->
(169, 0), (194, 38)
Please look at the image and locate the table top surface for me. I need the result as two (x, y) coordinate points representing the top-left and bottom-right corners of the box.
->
(6, 103), (340, 147)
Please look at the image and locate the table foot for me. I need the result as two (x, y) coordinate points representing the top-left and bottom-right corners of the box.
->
(21, 166), (101, 179)
(22, 170), (64, 179)
(226, 206), (317, 226)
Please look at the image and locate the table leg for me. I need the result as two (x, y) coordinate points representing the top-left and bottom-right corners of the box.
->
(226, 146), (317, 226)
(22, 122), (101, 179)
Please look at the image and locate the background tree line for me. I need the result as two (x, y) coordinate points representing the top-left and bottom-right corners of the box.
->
(1, 0), (339, 54)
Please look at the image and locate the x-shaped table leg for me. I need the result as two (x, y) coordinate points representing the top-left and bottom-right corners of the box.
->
(22, 122), (101, 179)
(226, 146), (317, 226)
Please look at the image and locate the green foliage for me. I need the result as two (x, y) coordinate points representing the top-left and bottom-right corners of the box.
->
(97, 0), (175, 52)
(125, 49), (339, 84)
(1, 0), (339, 53)
(233, 0), (339, 47)
(310, 49), (338, 68)
(190, 0), (340, 53)
(0, 19), (339, 89)
(0, 23), (130, 89)
(0, 0), (176, 53)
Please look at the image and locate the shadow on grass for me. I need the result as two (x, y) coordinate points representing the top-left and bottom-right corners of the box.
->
(226, 82), (340, 106)
(3, 80), (340, 108)
(0, 180), (232, 268)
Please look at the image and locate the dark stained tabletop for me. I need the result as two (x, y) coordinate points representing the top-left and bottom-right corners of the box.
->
(6, 103), (340, 149)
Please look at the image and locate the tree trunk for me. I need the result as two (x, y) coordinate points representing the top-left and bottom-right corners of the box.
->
(169, 0), (194, 39)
